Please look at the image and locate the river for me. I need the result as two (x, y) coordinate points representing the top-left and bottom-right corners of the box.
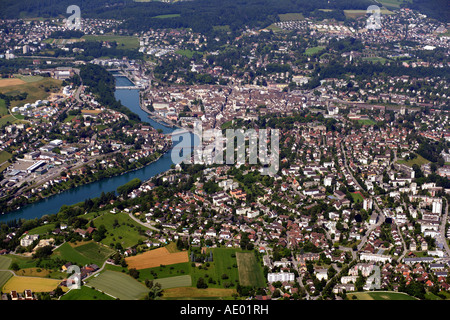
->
(0, 76), (195, 223)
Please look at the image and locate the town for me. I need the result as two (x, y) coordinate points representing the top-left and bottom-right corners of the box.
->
(0, 0), (449, 302)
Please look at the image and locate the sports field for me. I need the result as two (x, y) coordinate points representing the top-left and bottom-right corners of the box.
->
(85, 270), (149, 300)
(236, 252), (266, 287)
(126, 247), (189, 270)
(3, 276), (63, 292)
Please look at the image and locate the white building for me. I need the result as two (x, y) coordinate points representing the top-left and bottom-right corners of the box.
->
(267, 272), (295, 283)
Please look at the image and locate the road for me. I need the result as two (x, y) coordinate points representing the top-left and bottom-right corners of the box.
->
(438, 199), (450, 257)
(128, 212), (160, 232)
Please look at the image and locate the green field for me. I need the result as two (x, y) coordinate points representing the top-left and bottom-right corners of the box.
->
(0, 114), (17, 128)
(27, 223), (56, 236)
(131, 262), (191, 282)
(278, 13), (304, 21)
(14, 75), (44, 83)
(85, 270), (149, 300)
(154, 275), (192, 289)
(92, 212), (149, 249)
(82, 35), (139, 50)
(351, 192), (364, 203)
(152, 14), (181, 19)
(362, 57), (388, 64)
(0, 151), (12, 165)
(344, 9), (394, 19)
(305, 46), (326, 56)
(60, 286), (115, 300)
(0, 256), (11, 269)
(175, 49), (196, 58)
(0, 271), (13, 291)
(349, 291), (417, 300)
(358, 119), (377, 125)
(3, 254), (37, 270)
(52, 241), (114, 266)
(264, 23), (284, 33)
(236, 252), (266, 287)
(397, 154), (430, 167)
(378, 0), (409, 9)
(0, 99), (7, 116)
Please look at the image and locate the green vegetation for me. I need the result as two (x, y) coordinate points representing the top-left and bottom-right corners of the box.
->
(357, 119), (377, 125)
(397, 154), (430, 167)
(52, 241), (114, 266)
(344, 9), (394, 19)
(27, 223), (56, 236)
(236, 252), (266, 287)
(153, 275), (192, 289)
(60, 286), (115, 300)
(152, 14), (181, 19)
(0, 271), (12, 290)
(362, 57), (388, 64)
(92, 212), (149, 249)
(0, 99), (7, 116)
(0, 151), (12, 165)
(305, 46), (326, 56)
(85, 270), (149, 300)
(0, 256), (11, 269)
(82, 35), (139, 50)
(175, 49), (196, 59)
(349, 291), (418, 300)
(278, 13), (304, 21)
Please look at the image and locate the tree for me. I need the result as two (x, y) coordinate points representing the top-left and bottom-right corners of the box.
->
(196, 277), (208, 289)
(129, 268), (140, 279)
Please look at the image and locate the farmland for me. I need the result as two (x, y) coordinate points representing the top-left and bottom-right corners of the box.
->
(85, 270), (149, 300)
(126, 247), (189, 270)
(0, 271), (12, 290)
(60, 286), (115, 300)
(0, 255), (11, 269)
(304, 46), (326, 56)
(52, 241), (114, 266)
(82, 35), (139, 50)
(236, 252), (266, 287)
(153, 275), (192, 289)
(348, 291), (418, 300)
(3, 276), (63, 292)
(0, 77), (62, 108)
(161, 287), (236, 299)
(278, 13), (304, 21)
(343, 9), (394, 19)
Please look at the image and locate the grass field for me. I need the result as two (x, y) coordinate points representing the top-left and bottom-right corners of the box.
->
(152, 14), (181, 19)
(377, 0), (407, 8)
(82, 35), (139, 50)
(3, 276), (63, 292)
(349, 291), (417, 300)
(278, 13), (304, 21)
(0, 99), (7, 116)
(0, 114), (17, 128)
(0, 78), (26, 88)
(0, 271), (12, 291)
(0, 150), (12, 164)
(0, 256), (11, 269)
(235, 252), (266, 287)
(175, 49), (196, 58)
(14, 268), (66, 279)
(0, 77), (62, 108)
(93, 212), (149, 249)
(60, 286), (115, 300)
(52, 241), (114, 267)
(13, 75), (44, 83)
(162, 287), (236, 299)
(27, 223), (56, 236)
(362, 57), (388, 64)
(3, 254), (37, 270)
(351, 191), (365, 203)
(344, 9), (394, 19)
(85, 270), (149, 300)
(264, 23), (284, 33)
(397, 154), (430, 167)
(358, 119), (377, 125)
(126, 247), (189, 270)
(154, 275), (192, 289)
(305, 46), (326, 56)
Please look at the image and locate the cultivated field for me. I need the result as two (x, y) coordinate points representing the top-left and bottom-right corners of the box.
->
(278, 13), (304, 21)
(85, 270), (149, 300)
(3, 276), (63, 292)
(349, 291), (418, 300)
(162, 287), (236, 299)
(236, 252), (266, 287)
(0, 78), (26, 87)
(60, 286), (115, 300)
(0, 271), (12, 290)
(0, 255), (11, 269)
(154, 275), (192, 289)
(126, 247), (189, 270)
(52, 241), (114, 266)
(344, 9), (394, 19)
(82, 35), (139, 50)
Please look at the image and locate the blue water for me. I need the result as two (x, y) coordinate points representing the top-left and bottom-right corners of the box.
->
(0, 77), (195, 223)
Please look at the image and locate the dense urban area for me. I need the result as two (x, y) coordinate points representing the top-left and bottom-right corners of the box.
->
(0, 0), (449, 302)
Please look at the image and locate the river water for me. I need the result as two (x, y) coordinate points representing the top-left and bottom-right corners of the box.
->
(0, 76), (194, 223)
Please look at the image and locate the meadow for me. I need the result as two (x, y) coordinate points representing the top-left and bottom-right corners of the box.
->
(0, 271), (12, 290)
(396, 154), (430, 167)
(93, 212), (149, 248)
(60, 286), (115, 300)
(82, 35), (139, 50)
(235, 252), (266, 287)
(52, 241), (114, 266)
(85, 270), (149, 300)
(278, 13), (304, 21)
